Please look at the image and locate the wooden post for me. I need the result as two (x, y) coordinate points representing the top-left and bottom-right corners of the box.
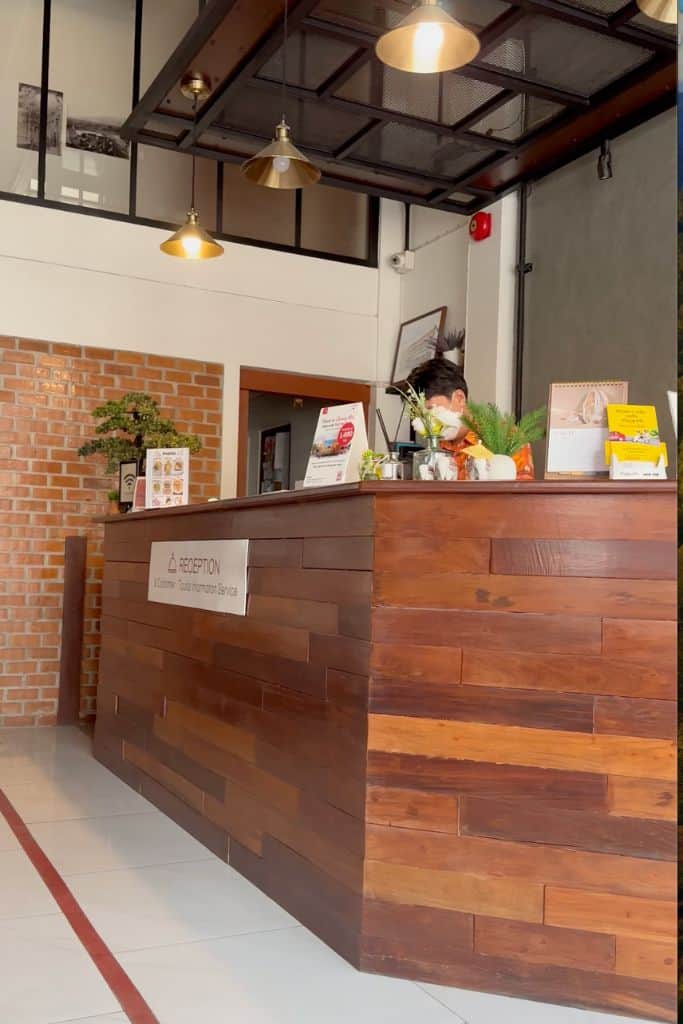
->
(57, 536), (87, 725)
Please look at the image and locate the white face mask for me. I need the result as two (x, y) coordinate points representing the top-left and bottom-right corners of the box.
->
(431, 406), (464, 440)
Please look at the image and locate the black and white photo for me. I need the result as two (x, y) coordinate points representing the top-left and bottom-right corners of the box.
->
(66, 117), (129, 159)
(17, 83), (63, 155)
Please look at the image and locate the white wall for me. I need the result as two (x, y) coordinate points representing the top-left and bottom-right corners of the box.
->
(373, 202), (471, 452)
(0, 198), (379, 495)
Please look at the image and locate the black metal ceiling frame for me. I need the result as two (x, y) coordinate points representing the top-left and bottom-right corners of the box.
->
(121, 0), (675, 217)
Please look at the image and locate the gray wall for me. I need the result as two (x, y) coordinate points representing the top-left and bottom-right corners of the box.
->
(522, 109), (677, 471)
(247, 393), (334, 495)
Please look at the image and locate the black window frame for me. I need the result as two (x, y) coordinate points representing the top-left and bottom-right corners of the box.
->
(0, 0), (380, 270)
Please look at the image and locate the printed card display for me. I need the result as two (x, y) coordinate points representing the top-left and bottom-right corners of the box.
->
(145, 447), (189, 509)
(303, 402), (369, 488)
(545, 381), (628, 478)
(605, 404), (667, 479)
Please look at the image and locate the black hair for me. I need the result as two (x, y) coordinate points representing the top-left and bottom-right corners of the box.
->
(405, 358), (469, 400)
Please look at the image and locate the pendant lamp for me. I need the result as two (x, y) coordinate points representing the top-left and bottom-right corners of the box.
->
(160, 71), (224, 260)
(635, 0), (676, 22)
(241, 1), (320, 189)
(376, 0), (480, 74)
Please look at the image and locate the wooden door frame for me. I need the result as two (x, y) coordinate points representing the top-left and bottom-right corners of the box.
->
(237, 366), (372, 496)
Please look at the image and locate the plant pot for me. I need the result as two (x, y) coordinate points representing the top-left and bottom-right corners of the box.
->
(107, 500), (120, 516)
(488, 454), (517, 481)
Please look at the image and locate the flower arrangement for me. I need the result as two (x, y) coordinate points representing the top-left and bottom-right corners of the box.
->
(461, 401), (546, 456)
(359, 449), (387, 480)
(394, 382), (446, 438)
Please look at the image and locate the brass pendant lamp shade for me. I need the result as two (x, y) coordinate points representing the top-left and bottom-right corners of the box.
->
(635, 0), (676, 22)
(241, 119), (321, 189)
(241, 1), (320, 189)
(376, 0), (480, 74)
(160, 209), (224, 259)
(160, 71), (224, 260)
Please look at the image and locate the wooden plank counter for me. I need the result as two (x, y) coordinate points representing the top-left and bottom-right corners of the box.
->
(94, 481), (677, 1021)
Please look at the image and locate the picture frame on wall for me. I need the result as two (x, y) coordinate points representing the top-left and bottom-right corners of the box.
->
(390, 307), (447, 388)
(545, 380), (628, 478)
(259, 425), (291, 494)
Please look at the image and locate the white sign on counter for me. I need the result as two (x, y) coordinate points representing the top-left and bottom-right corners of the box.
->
(148, 540), (249, 615)
(303, 402), (368, 488)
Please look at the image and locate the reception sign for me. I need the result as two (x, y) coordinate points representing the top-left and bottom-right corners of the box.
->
(148, 539), (249, 615)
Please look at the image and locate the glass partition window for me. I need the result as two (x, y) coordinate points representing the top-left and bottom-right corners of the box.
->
(0, 0), (378, 266)
(0, 0), (43, 196)
(46, 0), (135, 214)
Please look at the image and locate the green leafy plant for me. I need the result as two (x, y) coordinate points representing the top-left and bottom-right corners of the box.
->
(78, 392), (201, 474)
(462, 401), (546, 456)
(107, 489), (119, 502)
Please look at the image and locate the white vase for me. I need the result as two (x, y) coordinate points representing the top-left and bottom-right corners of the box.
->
(488, 454), (517, 481)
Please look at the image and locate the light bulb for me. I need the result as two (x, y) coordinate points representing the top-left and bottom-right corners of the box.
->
(273, 155), (291, 174)
(181, 233), (201, 258)
(412, 21), (445, 72)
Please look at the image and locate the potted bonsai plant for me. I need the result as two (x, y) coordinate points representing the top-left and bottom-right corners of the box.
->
(461, 401), (546, 480)
(79, 391), (202, 496)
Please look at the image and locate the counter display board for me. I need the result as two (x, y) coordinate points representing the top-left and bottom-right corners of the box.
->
(303, 402), (368, 488)
(545, 381), (628, 477)
(145, 447), (190, 508)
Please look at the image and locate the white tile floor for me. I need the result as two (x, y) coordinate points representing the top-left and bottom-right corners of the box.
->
(0, 726), (659, 1024)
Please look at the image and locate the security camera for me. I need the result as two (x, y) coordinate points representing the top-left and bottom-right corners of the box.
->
(390, 249), (415, 274)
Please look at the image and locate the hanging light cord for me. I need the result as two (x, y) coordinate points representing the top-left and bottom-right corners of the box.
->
(281, 0), (288, 122)
(190, 94), (198, 210)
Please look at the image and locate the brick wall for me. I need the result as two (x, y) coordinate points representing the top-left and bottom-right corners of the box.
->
(0, 336), (223, 726)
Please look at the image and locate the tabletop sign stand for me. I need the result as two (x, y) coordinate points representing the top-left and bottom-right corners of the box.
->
(303, 402), (368, 488)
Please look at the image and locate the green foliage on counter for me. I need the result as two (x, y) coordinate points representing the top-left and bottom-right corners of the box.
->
(78, 392), (201, 475)
(462, 401), (546, 456)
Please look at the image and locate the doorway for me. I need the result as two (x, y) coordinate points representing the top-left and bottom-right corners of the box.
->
(237, 368), (371, 497)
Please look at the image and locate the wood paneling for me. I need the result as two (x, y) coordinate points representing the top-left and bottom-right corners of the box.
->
(373, 607), (603, 654)
(375, 572), (675, 620)
(607, 777), (676, 821)
(594, 696), (676, 739)
(474, 917), (615, 971)
(368, 716), (676, 780)
(615, 937), (677, 984)
(95, 483), (676, 1023)
(365, 860), (545, 922)
(369, 682), (595, 731)
(364, 825), (676, 899)
(461, 648), (675, 699)
(545, 887), (676, 940)
(490, 538), (676, 579)
(460, 796), (676, 860)
(368, 753), (608, 810)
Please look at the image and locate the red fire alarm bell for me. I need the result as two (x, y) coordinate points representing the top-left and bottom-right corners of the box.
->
(469, 212), (491, 242)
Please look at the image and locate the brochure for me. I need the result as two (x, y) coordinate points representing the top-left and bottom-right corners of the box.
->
(303, 403), (368, 488)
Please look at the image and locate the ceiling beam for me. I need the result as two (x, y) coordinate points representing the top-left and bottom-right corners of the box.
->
(448, 49), (673, 194)
(178, 0), (320, 151)
(333, 119), (383, 159)
(246, 76), (519, 152)
(119, 0), (240, 138)
(508, 0), (675, 52)
(136, 128), (478, 216)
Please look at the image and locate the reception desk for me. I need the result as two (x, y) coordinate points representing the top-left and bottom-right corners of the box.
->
(94, 481), (677, 1022)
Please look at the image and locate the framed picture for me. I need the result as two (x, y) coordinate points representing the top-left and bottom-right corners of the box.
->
(390, 307), (447, 387)
(259, 425), (291, 494)
(545, 380), (628, 478)
(118, 459), (138, 506)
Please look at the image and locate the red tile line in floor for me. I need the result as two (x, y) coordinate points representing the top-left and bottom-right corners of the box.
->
(0, 787), (160, 1024)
